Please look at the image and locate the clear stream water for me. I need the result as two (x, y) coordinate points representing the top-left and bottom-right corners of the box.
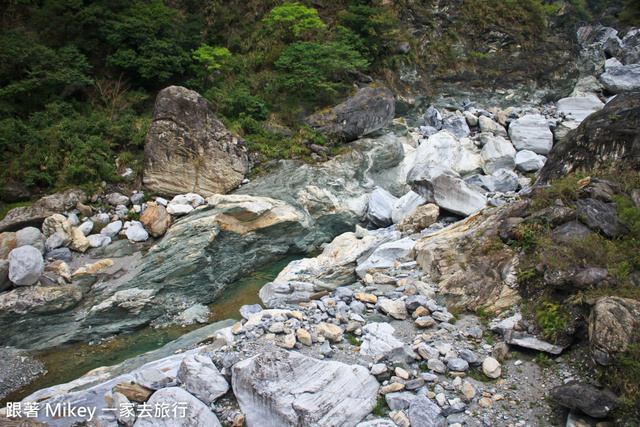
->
(2, 254), (304, 405)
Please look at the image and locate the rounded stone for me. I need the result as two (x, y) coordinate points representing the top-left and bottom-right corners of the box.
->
(8, 245), (44, 286)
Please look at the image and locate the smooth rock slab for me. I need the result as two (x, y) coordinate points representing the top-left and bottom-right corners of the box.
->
(177, 354), (229, 405)
(133, 387), (221, 427)
(232, 348), (379, 427)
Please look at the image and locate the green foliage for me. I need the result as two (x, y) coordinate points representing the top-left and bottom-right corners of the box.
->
(274, 41), (368, 99)
(535, 300), (568, 343)
(372, 396), (389, 417)
(534, 352), (552, 367)
(337, 5), (399, 63)
(612, 195), (640, 239)
(192, 44), (232, 74)
(345, 333), (363, 347)
(103, 0), (192, 82)
(262, 2), (323, 40)
(208, 83), (270, 121)
(0, 201), (33, 221)
(0, 29), (93, 115)
(475, 307), (494, 326)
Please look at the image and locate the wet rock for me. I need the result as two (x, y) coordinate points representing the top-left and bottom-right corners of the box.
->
(508, 114), (553, 155)
(133, 386), (221, 427)
(232, 348), (379, 427)
(550, 381), (617, 418)
(306, 87), (395, 142)
(407, 164), (487, 217)
(177, 354), (229, 405)
(8, 245), (44, 286)
(143, 86), (249, 197)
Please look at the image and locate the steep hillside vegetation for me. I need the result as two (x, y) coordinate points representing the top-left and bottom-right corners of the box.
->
(0, 0), (637, 203)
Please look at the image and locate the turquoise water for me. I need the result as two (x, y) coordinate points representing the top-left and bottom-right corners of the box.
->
(2, 254), (304, 405)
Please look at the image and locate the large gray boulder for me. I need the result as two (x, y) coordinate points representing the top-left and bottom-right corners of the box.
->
(177, 354), (229, 405)
(356, 236), (416, 277)
(0, 189), (86, 233)
(481, 136), (516, 174)
(16, 226), (46, 254)
(491, 169), (519, 193)
(508, 114), (553, 154)
(589, 296), (640, 365)
(600, 63), (640, 93)
(367, 187), (398, 228)
(391, 191), (426, 224)
(133, 387), (222, 427)
(407, 164), (487, 217)
(557, 96), (604, 122)
(305, 87), (395, 142)
(412, 131), (482, 177)
(8, 245), (44, 286)
(232, 348), (379, 427)
(143, 86), (250, 197)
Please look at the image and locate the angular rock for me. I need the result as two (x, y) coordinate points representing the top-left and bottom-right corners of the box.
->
(177, 354), (229, 405)
(232, 348), (379, 427)
(133, 386), (221, 427)
(575, 198), (618, 237)
(360, 322), (404, 356)
(367, 187), (398, 228)
(377, 298), (408, 320)
(41, 214), (73, 245)
(143, 86), (249, 197)
(8, 246), (44, 286)
(447, 358), (469, 372)
(504, 330), (564, 355)
(397, 203), (439, 234)
(600, 63), (640, 93)
(77, 221), (93, 236)
(442, 115), (470, 139)
(317, 322), (343, 342)
(481, 136), (516, 174)
(0, 259), (10, 292)
(515, 150), (546, 172)
(392, 191), (427, 224)
(101, 221), (123, 238)
(424, 106), (442, 129)
(125, 222), (149, 242)
(553, 120), (580, 141)
(306, 87), (395, 142)
(106, 192), (131, 207)
(508, 114), (553, 155)
(550, 381), (617, 418)
(140, 202), (172, 238)
(491, 169), (519, 193)
(407, 164), (487, 217)
(412, 131), (483, 177)
(464, 110), (478, 127)
(111, 392), (135, 427)
(557, 96), (604, 122)
(478, 115), (507, 137)
(112, 382), (154, 403)
(408, 395), (443, 427)
(87, 234), (111, 248)
(356, 237), (415, 278)
(68, 227), (90, 253)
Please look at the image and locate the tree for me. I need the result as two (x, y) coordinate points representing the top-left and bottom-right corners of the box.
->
(274, 41), (368, 99)
(263, 2), (323, 41)
(192, 44), (232, 74)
